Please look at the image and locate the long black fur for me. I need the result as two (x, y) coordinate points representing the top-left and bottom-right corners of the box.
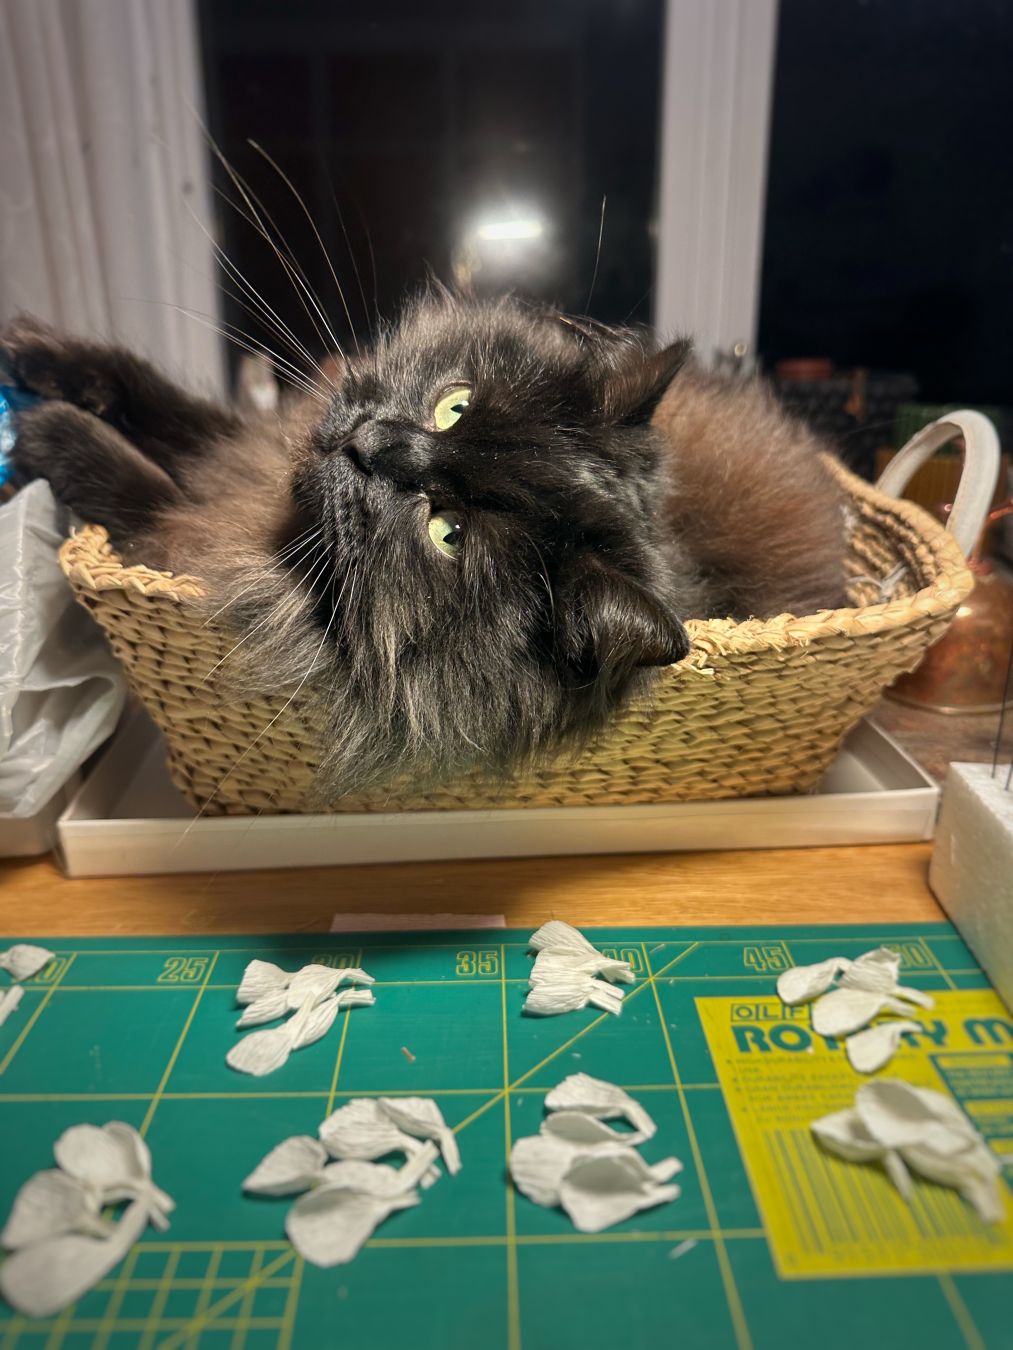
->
(1, 293), (845, 801)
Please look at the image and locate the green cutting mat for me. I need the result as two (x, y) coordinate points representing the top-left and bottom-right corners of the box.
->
(1, 923), (1011, 1350)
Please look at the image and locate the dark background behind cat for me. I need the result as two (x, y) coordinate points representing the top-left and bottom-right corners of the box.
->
(200, 0), (1013, 410)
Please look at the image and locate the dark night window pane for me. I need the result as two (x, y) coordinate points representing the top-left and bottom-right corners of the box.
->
(198, 0), (664, 374)
(758, 0), (1013, 405)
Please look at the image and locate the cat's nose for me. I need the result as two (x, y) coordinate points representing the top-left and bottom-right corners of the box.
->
(343, 420), (429, 484)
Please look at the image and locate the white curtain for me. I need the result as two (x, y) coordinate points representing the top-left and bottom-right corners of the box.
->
(0, 0), (225, 396)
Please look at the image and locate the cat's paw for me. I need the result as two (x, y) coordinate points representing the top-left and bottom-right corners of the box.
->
(8, 401), (102, 484)
(0, 315), (119, 416)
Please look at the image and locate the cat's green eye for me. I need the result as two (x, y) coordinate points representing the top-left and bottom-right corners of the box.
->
(428, 511), (465, 558)
(433, 385), (471, 431)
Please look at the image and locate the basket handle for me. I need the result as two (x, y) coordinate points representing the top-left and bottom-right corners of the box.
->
(874, 410), (1000, 559)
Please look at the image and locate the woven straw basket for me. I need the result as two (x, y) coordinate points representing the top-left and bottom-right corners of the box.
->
(58, 412), (998, 816)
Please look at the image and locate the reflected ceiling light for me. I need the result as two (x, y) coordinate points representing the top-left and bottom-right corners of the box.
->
(476, 217), (545, 242)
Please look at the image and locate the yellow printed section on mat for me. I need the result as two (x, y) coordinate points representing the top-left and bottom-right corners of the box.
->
(698, 990), (1013, 1278)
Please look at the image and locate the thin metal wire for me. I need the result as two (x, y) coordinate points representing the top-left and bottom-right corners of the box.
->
(992, 632), (1013, 786)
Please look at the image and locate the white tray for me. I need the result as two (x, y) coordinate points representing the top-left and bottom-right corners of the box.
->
(54, 709), (939, 877)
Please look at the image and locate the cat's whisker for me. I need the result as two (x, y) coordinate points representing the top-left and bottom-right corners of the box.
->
(249, 139), (361, 357)
(165, 304), (328, 403)
(189, 565), (343, 827)
(181, 195), (330, 380)
(201, 528), (324, 628)
(585, 194), (607, 314)
(186, 104), (343, 369)
(352, 194), (381, 331)
(200, 544), (331, 684)
(213, 316), (329, 400)
(208, 147), (345, 365)
(185, 197), (335, 389)
(325, 173), (374, 341)
(154, 297), (325, 401)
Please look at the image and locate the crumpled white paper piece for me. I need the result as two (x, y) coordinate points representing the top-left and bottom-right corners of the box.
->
(509, 1133), (585, 1208)
(228, 961), (376, 1076)
(839, 947), (900, 993)
(528, 922), (636, 983)
(236, 960), (373, 1008)
(0, 1198), (150, 1319)
(544, 1074), (656, 1143)
(524, 970), (625, 1017)
(228, 995), (343, 1078)
(812, 1079), (1004, 1224)
(542, 1111), (633, 1147)
(559, 1145), (682, 1232)
(510, 1113), (679, 1210)
(810, 988), (919, 1039)
(0, 1122), (173, 1317)
(776, 957), (851, 1005)
(845, 1020), (923, 1074)
(286, 1186), (419, 1267)
(0, 985), (24, 1027)
(242, 1136), (330, 1196)
(1, 1171), (111, 1248)
(319, 1143), (439, 1195)
(243, 1133), (440, 1202)
(523, 922), (636, 1017)
(0, 944), (55, 982)
(53, 1123), (173, 1230)
(377, 1097), (461, 1176)
(320, 1098), (428, 1163)
(236, 959), (292, 1005)
(777, 946), (934, 1072)
(285, 964), (373, 1009)
(509, 1076), (681, 1232)
(246, 1107), (452, 1267)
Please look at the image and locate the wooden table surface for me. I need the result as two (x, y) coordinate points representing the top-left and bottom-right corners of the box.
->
(0, 841), (942, 936)
(5, 695), (990, 938)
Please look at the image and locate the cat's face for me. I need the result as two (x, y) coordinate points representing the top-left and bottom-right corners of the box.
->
(290, 294), (692, 792)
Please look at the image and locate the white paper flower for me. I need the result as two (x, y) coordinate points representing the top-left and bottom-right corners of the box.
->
(777, 947), (933, 1059)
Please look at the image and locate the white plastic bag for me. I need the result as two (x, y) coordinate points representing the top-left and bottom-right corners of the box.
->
(0, 482), (125, 849)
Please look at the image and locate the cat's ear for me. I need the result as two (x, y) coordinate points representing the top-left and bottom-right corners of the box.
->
(597, 339), (693, 425)
(557, 557), (690, 680)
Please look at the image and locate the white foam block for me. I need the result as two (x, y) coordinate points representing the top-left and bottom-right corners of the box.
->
(929, 762), (1013, 1013)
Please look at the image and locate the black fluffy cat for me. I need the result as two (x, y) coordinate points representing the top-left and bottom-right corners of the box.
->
(1, 294), (847, 796)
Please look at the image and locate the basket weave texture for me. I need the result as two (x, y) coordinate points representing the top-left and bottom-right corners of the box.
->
(59, 459), (971, 816)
